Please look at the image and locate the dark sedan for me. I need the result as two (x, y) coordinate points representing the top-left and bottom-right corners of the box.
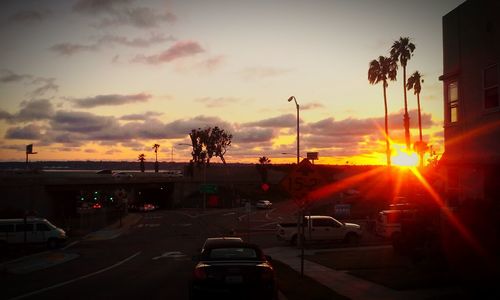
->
(189, 242), (278, 300)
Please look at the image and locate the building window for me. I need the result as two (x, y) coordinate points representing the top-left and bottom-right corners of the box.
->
(484, 64), (498, 109)
(447, 81), (459, 123)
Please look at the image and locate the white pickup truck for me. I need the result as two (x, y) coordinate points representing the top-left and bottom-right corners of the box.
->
(276, 215), (362, 245)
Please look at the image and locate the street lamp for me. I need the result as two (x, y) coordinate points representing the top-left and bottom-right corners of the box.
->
(288, 96), (300, 164)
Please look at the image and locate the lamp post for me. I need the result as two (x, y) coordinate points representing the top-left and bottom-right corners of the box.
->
(287, 96), (300, 164)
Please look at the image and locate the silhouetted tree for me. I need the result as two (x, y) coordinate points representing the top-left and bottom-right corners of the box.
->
(189, 126), (232, 166)
(407, 70), (427, 167)
(257, 156), (271, 182)
(152, 143), (160, 173)
(138, 153), (146, 172)
(368, 56), (397, 166)
(391, 37), (416, 150)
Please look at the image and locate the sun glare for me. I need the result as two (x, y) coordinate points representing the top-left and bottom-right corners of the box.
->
(391, 145), (419, 167)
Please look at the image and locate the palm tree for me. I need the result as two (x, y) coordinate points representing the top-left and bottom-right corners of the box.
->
(390, 37), (416, 150)
(407, 71), (427, 167)
(152, 143), (160, 173)
(407, 71), (424, 142)
(257, 156), (271, 183)
(138, 153), (146, 172)
(368, 56), (398, 166)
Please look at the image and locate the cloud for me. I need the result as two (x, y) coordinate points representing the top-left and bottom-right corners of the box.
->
(304, 109), (436, 138)
(0, 69), (31, 83)
(0, 99), (55, 123)
(195, 97), (239, 108)
(243, 114), (296, 128)
(196, 55), (225, 72)
(120, 111), (163, 120)
(7, 9), (51, 24)
(73, 0), (176, 29)
(5, 124), (44, 140)
(30, 78), (58, 97)
(233, 128), (276, 143)
(50, 33), (174, 56)
(73, 0), (134, 14)
(0, 69), (58, 97)
(17, 99), (55, 122)
(50, 43), (98, 56)
(164, 115), (234, 138)
(241, 67), (291, 80)
(301, 102), (325, 110)
(72, 93), (151, 108)
(0, 110), (14, 121)
(51, 110), (118, 133)
(132, 40), (204, 64)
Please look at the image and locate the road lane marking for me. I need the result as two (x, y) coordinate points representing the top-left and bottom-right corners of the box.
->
(265, 208), (276, 220)
(62, 241), (79, 250)
(8, 251), (142, 300)
(152, 251), (187, 260)
(172, 223), (192, 227)
(255, 221), (279, 229)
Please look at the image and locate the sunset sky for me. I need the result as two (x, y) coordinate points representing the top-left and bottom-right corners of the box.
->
(0, 0), (465, 165)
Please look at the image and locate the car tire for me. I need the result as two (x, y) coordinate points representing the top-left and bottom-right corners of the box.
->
(344, 232), (359, 245)
(47, 238), (59, 249)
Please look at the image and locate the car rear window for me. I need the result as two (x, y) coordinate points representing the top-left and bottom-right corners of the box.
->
(207, 247), (258, 260)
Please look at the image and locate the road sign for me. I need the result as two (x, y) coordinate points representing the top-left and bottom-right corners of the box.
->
(200, 184), (217, 194)
(280, 158), (326, 207)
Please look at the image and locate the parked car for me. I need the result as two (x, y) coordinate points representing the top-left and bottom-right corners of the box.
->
(190, 241), (277, 300)
(0, 218), (67, 249)
(375, 209), (417, 239)
(112, 172), (133, 178)
(256, 200), (272, 209)
(276, 215), (362, 245)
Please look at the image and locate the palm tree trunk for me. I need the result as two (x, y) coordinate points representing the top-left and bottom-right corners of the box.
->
(383, 82), (391, 166)
(403, 66), (411, 150)
(417, 92), (422, 142)
(417, 91), (424, 168)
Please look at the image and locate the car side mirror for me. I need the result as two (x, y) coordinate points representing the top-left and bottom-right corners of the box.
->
(265, 255), (273, 262)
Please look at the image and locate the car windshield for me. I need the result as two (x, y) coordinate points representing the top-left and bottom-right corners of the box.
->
(206, 247), (259, 260)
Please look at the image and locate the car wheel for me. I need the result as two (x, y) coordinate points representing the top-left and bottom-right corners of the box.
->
(47, 238), (59, 249)
(344, 232), (359, 245)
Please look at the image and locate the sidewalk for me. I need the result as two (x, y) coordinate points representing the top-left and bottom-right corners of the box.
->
(83, 212), (142, 241)
(265, 246), (462, 300)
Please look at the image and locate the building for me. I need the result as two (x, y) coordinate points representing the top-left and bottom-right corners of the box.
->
(439, 0), (499, 282)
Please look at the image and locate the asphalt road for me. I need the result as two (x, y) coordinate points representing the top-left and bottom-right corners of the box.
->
(1, 205), (287, 300)
(1, 201), (386, 300)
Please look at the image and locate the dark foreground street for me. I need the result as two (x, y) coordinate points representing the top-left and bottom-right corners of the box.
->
(2, 202), (495, 300)
(1, 205), (288, 300)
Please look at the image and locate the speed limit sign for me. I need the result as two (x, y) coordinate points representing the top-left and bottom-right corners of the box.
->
(280, 159), (326, 207)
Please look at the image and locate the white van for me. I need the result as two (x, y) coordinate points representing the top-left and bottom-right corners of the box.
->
(0, 218), (67, 248)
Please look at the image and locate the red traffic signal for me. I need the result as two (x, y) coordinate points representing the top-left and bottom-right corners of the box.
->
(261, 183), (270, 192)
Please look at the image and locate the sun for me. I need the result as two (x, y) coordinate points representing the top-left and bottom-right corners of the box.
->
(391, 144), (419, 167)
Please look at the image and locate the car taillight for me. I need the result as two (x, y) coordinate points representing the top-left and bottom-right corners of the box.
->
(193, 266), (207, 280)
(258, 265), (274, 281)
